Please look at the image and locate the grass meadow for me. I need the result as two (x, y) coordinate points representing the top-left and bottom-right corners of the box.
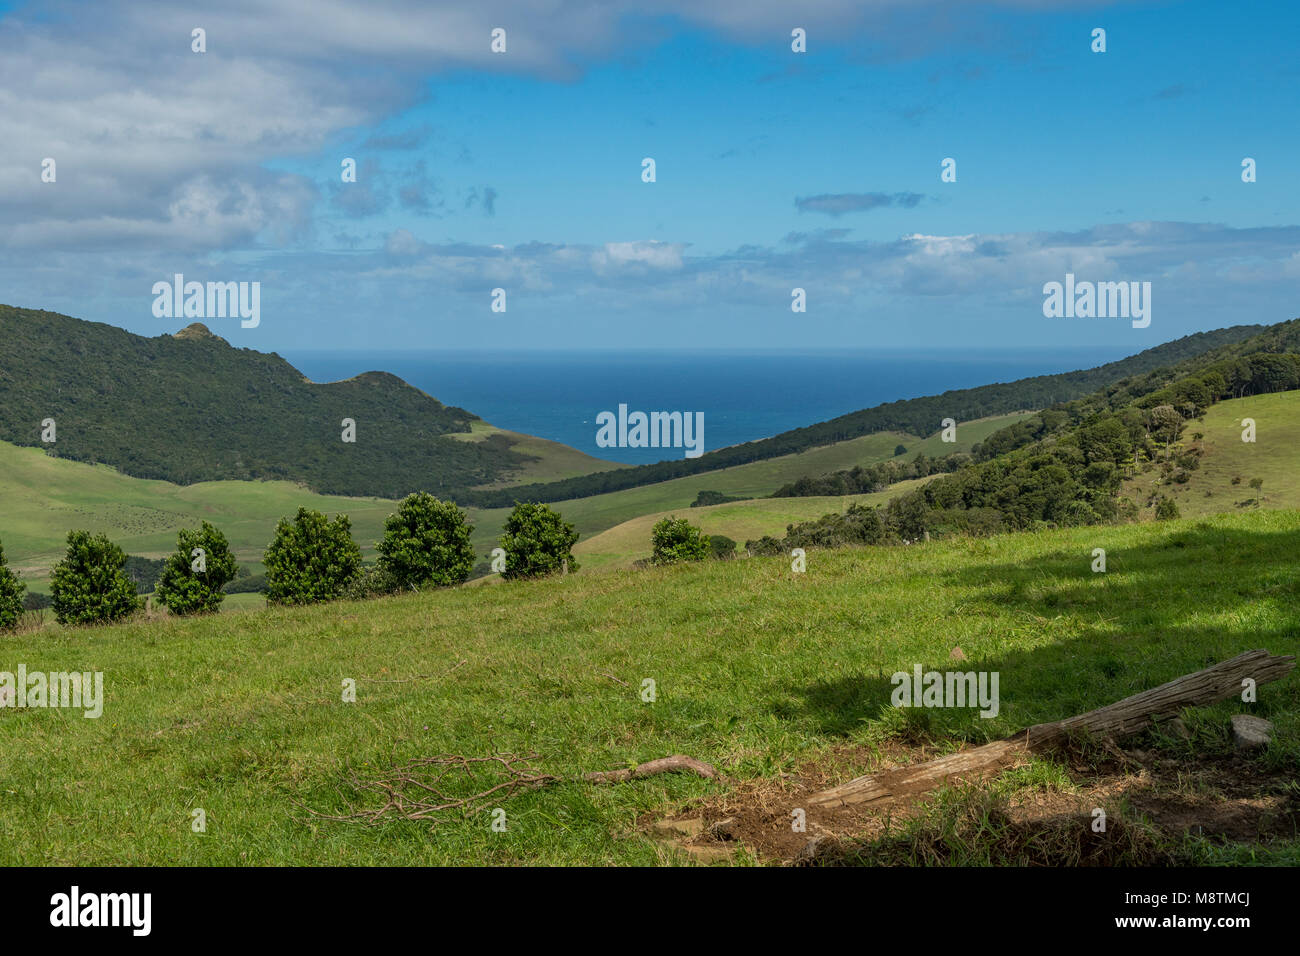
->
(1, 509), (1295, 865)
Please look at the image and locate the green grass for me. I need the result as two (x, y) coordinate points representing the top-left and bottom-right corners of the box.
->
(1, 509), (1295, 865)
(0, 412), (1030, 591)
(574, 479), (931, 570)
(447, 421), (628, 487)
(1125, 390), (1300, 518)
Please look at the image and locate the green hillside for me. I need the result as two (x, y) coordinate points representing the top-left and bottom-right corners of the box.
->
(0, 305), (615, 498)
(1, 510), (1295, 865)
(1124, 390), (1300, 518)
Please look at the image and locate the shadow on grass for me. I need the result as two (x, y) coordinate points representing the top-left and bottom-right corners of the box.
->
(777, 523), (1300, 740)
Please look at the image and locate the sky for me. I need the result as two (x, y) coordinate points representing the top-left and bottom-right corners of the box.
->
(1, 0), (1298, 353)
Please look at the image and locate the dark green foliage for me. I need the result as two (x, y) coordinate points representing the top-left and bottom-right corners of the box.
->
(784, 504), (887, 549)
(0, 306), (532, 498)
(499, 503), (580, 580)
(155, 522), (238, 615)
(894, 444), (908, 456)
(691, 490), (744, 507)
(746, 535), (785, 556)
(49, 530), (141, 625)
(123, 555), (167, 594)
(342, 563), (404, 601)
(0, 539), (25, 630)
(377, 493), (475, 589)
(1155, 497), (1180, 520)
(773, 451), (965, 498)
(22, 591), (51, 611)
(263, 509), (362, 605)
(708, 534), (737, 559)
(223, 573), (267, 594)
(650, 516), (710, 565)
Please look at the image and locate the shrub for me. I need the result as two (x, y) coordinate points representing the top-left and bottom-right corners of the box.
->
(0, 539), (25, 630)
(377, 493), (475, 589)
(49, 530), (141, 625)
(499, 503), (580, 580)
(650, 516), (710, 565)
(1249, 477), (1263, 491)
(264, 508), (362, 605)
(342, 563), (404, 601)
(1155, 497), (1180, 521)
(155, 522), (239, 615)
(222, 573), (267, 595)
(124, 555), (167, 594)
(708, 534), (737, 560)
(691, 490), (742, 508)
(894, 444), (908, 456)
(22, 591), (51, 611)
(746, 535), (785, 556)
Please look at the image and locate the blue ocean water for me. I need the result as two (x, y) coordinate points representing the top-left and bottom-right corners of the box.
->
(283, 349), (1127, 465)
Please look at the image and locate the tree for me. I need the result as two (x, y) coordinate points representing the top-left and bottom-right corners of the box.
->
(1155, 497), (1180, 521)
(499, 503), (580, 580)
(49, 530), (141, 625)
(0, 538), (25, 630)
(894, 444), (908, 457)
(264, 508), (362, 605)
(651, 516), (710, 565)
(377, 493), (475, 589)
(708, 534), (737, 560)
(155, 522), (238, 615)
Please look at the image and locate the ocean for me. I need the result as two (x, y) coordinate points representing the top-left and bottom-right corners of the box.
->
(283, 348), (1128, 465)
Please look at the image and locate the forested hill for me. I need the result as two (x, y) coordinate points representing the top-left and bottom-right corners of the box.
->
(0, 305), (531, 498)
(456, 322), (1271, 508)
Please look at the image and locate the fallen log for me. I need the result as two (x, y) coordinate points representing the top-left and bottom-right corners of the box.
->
(584, 755), (718, 784)
(809, 649), (1294, 810)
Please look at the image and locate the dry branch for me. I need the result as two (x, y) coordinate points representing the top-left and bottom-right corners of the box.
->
(584, 755), (718, 784)
(809, 649), (1294, 810)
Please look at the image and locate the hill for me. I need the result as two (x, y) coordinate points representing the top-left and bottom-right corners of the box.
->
(1, 509), (1295, 865)
(0, 305), (615, 498)
(1123, 390), (1300, 517)
(458, 323), (1275, 508)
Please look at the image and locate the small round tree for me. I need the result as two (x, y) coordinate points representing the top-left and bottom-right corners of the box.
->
(651, 516), (710, 565)
(707, 534), (737, 560)
(155, 521), (239, 615)
(264, 508), (362, 605)
(499, 502), (580, 580)
(49, 530), (141, 625)
(1154, 496), (1180, 521)
(0, 538), (26, 630)
(377, 493), (475, 590)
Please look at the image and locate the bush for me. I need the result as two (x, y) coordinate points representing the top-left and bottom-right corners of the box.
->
(49, 530), (141, 625)
(124, 555), (167, 594)
(223, 572), (267, 594)
(746, 535), (785, 556)
(377, 492), (475, 589)
(22, 591), (51, 611)
(894, 444), (908, 456)
(342, 563), (404, 600)
(1155, 497), (1180, 521)
(651, 516), (710, 565)
(708, 534), (737, 560)
(264, 508), (362, 605)
(155, 522), (239, 615)
(691, 490), (743, 508)
(0, 539), (25, 630)
(499, 503), (580, 580)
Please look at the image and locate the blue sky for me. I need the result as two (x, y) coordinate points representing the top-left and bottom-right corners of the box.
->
(1, 0), (1298, 352)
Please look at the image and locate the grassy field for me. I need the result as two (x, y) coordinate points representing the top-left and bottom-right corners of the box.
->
(574, 479), (932, 570)
(447, 421), (628, 488)
(1124, 391), (1300, 518)
(1, 509), (1295, 865)
(0, 412), (1030, 591)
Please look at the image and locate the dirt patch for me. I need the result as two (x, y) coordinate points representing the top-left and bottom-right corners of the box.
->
(644, 742), (1299, 865)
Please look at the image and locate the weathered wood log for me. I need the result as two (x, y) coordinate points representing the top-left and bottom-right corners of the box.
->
(584, 755), (718, 784)
(809, 649), (1294, 810)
